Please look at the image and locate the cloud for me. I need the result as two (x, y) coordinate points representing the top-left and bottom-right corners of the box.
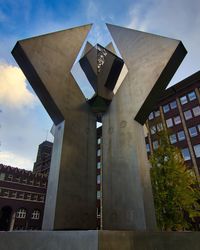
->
(0, 62), (38, 109)
(0, 151), (34, 171)
(127, 0), (200, 85)
(0, 62), (53, 170)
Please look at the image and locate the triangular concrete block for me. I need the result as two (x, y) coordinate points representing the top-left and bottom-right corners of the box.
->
(106, 23), (187, 124)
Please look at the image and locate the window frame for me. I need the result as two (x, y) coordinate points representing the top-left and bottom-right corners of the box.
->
(177, 131), (185, 141)
(181, 148), (191, 161)
(184, 110), (192, 120)
(180, 95), (188, 105)
(166, 118), (173, 128)
(188, 91), (197, 101)
(188, 126), (198, 137)
(170, 100), (177, 109)
(163, 104), (170, 113)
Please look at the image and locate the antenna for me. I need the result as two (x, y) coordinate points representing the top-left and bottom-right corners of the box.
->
(45, 129), (49, 141)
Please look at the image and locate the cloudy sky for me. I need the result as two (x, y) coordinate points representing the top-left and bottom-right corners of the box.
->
(0, 0), (200, 170)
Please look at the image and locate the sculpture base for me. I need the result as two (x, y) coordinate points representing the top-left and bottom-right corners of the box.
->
(0, 230), (200, 250)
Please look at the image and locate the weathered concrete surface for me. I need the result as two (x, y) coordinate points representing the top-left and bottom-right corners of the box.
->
(0, 231), (200, 250)
(99, 230), (200, 250)
(12, 25), (97, 230)
(107, 24), (187, 125)
(0, 231), (98, 250)
(102, 24), (187, 230)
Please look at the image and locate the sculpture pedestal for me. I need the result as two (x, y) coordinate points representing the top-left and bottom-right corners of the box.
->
(0, 230), (200, 250)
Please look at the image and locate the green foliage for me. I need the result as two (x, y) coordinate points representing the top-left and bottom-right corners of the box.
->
(150, 131), (200, 231)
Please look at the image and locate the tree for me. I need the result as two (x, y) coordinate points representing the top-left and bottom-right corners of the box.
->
(150, 131), (200, 231)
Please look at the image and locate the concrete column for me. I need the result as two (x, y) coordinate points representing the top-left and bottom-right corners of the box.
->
(102, 23), (186, 230)
(12, 25), (97, 230)
(195, 88), (200, 104)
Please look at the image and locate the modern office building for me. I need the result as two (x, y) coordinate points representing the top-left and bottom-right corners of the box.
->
(145, 71), (200, 178)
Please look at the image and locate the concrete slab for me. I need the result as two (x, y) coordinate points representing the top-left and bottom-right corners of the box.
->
(99, 230), (200, 250)
(0, 231), (98, 250)
(0, 230), (199, 250)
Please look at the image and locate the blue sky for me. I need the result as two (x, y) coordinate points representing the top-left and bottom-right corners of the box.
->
(0, 0), (200, 170)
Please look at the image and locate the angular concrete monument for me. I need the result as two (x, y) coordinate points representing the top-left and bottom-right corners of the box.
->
(7, 23), (198, 250)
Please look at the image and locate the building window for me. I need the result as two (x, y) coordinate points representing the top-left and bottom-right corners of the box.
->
(97, 175), (100, 184)
(29, 179), (34, 185)
(194, 144), (200, 158)
(181, 148), (191, 161)
(31, 210), (40, 220)
(177, 131), (185, 141)
(180, 95), (188, 105)
(163, 104), (170, 113)
(97, 149), (101, 157)
(22, 178), (27, 184)
(26, 194), (31, 200)
(8, 175), (13, 181)
(146, 144), (150, 152)
(188, 91), (196, 101)
(19, 193), (25, 199)
(97, 162), (101, 169)
(3, 190), (9, 197)
(15, 176), (20, 182)
(153, 140), (158, 150)
(170, 100), (177, 109)
(189, 126), (198, 137)
(184, 110), (192, 120)
(0, 173), (5, 181)
(16, 208), (26, 219)
(173, 116), (181, 125)
(148, 112), (154, 120)
(192, 106), (200, 117)
(150, 126), (156, 134)
(40, 195), (45, 202)
(157, 123), (163, 132)
(166, 118), (173, 128)
(198, 124), (200, 133)
(154, 110), (160, 117)
(97, 191), (101, 200)
(33, 194), (38, 201)
(12, 192), (17, 198)
(169, 134), (177, 144)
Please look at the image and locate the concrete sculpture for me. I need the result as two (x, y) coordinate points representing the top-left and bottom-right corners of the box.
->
(12, 23), (187, 232)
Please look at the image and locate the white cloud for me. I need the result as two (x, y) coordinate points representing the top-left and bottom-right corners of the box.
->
(0, 62), (38, 109)
(127, 0), (200, 85)
(0, 151), (34, 171)
(0, 62), (53, 170)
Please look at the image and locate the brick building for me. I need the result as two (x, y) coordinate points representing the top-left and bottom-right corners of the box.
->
(0, 164), (48, 230)
(0, 141), (52, 231)
(145, 71), (200, 179)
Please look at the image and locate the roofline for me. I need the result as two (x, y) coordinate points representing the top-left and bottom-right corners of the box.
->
(158, 70), (200, 102)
